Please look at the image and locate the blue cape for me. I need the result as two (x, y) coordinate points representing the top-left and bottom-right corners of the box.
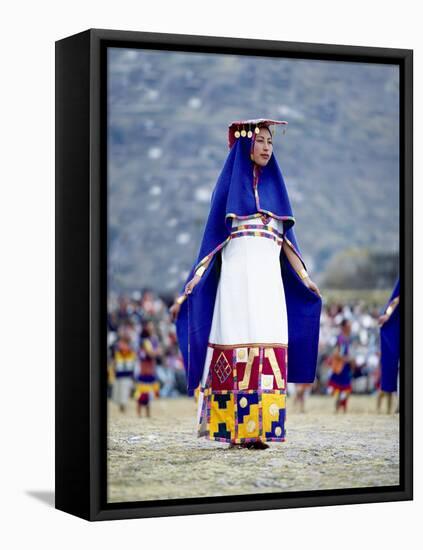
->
(176, 135), (322, 394)
(380, 278), (400, 392)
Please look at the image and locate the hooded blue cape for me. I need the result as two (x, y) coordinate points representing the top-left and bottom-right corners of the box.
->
(380, 278), (400, 392)
(176, 135), (322, 395)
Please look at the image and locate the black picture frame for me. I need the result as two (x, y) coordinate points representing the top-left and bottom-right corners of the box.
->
(55, 28), (413, 521)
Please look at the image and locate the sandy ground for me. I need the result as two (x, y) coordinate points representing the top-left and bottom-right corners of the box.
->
(107, 394), (399, 503)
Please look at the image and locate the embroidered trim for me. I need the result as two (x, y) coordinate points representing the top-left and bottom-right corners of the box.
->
(191, 235), (232, 276)
(283, 235), (307, 270)
(231, 230), (283, 246)
(190, 217), (293, 278)
(226, 212), (295, 223)
(232, 223), (284, 239)
(208, 342), (288, 349)
(251, 169), (295, 225)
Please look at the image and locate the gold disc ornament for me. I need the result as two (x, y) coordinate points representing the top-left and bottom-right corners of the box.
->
(234, 130), (241, 138)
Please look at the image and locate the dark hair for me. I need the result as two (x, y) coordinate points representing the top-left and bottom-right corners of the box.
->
(257, 124), (273, 137)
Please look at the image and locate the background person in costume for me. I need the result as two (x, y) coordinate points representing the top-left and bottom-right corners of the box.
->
(293, 383), (313, 413)
(111, 334), (136, 413)
(134, 321), (161, 418)
(377, 278), (400, 414)
(327, 319), (355, 413)
(170, 118), (322, 450)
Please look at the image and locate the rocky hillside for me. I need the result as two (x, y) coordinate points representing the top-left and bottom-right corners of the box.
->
(108, 47), (400, 294)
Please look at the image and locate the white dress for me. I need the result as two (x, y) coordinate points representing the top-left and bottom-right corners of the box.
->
(196, 214), (289, 444)
(208, 215), (288, 346)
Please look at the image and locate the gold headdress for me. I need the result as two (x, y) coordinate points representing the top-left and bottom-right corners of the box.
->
(228, 118), (288, 149)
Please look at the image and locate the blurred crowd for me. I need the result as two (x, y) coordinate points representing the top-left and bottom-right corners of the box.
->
(108, 289), (186, 401)
(107, 289), (385, 405)
(315, 301), (383, 395)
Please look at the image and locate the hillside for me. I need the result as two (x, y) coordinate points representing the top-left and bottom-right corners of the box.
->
(108, 48), (400, 294)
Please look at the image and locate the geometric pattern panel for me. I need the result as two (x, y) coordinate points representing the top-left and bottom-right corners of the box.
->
(262, 392), (286, 440)
(198, 344), (288, 443)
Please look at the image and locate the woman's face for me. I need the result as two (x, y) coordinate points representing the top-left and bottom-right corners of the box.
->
(251, 126), (273, 166)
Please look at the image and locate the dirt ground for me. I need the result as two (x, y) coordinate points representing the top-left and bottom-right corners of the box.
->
(107, 394), (399, 503)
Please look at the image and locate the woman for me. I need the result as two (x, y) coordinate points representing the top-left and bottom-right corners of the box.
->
(327, 319), (355, 413)
(377, 278), (400, 413)
(111, 334), (137, 413)
(134, 321), (161, 417)
(170, 118), (322, 449)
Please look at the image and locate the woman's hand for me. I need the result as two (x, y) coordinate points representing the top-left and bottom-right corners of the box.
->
(378, 313), (389, 326)
(169, 302), (181, 322)
(304, 277), (322, 298)
(169, 274), (202, 322)
(184, 274), (201, 295)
